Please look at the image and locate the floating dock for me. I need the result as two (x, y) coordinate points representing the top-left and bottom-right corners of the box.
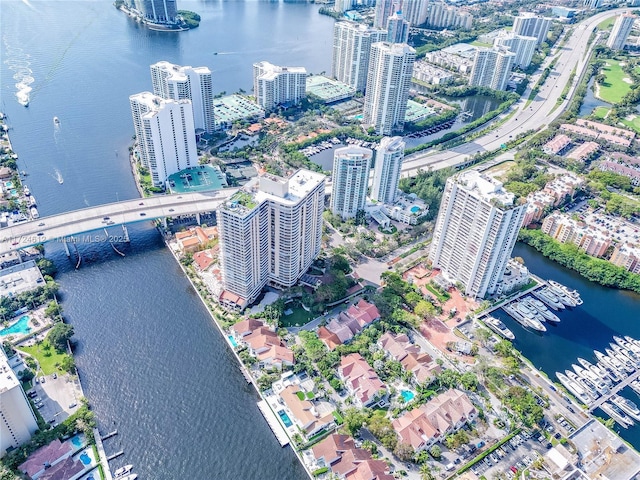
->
(257, 400), (290, 447)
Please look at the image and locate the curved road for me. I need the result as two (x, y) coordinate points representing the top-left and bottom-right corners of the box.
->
(401, 8), (628, 176)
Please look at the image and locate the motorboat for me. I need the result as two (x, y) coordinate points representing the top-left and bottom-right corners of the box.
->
(607, 348), (635, 374)
(30, 206), (39, 219)
(515, 301), (547, 324)
(523, 297), (560, 323)
(483, 316), (515, 340)
(532, 288), (565, 310)
(611, 344), (640, 368)
(556, 372), (590, 404)
(625, 336), (640, 349)
(630, 380), (640, 396)
(114, 465), (133, 477)
(573, 364), (609, 395)
(566, 370), (598, 400)
(23, 185), (30, 196)
(601, 401), (634, 427)
(596, 350), (627, 376)
(547, 285), (576, 307)
(599, 362), (624, 383)
(53, 116), (60, 126)
(611, 395), (640, 421)
(577, 358), (614, 387)
(503, 303), (546, 332)
(548, 280), (583, 305)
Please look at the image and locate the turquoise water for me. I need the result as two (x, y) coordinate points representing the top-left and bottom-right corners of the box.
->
(10, 189), (17, 196)
(401, 390), (415, 402)
(4, 181), (13, 188)
(71, 435), (83, 448)
(277, 410), (293, 428)
(0, 315), (30, 336)
(410, 206), (421, 214)
(228, 336), (238, 348)
(79, 453), (91, 465)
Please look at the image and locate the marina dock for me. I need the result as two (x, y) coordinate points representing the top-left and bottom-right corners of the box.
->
(93, 427), (113, 480)
(588, 369), (640, 413)
(257, 400), (290, 447)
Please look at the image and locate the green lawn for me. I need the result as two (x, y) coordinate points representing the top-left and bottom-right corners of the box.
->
(425, 283), (450, 302)
(20, 341), (67, 375)
(596, 59), (633, 104)
(598, 17), (615, 30)
(280, 304), (314, 327)
(620, 115), (640, 134)
(591, 106), (610, 120)
(470, 40), (492, 48)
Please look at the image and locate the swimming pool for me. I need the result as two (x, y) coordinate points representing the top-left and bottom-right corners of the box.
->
(4, 181), (13, 188)
(410, 206), (421, 214)
(401, 390), (415, 402)
(70, 435), (83, 448)
(79, 452), (91, 465)
(277, 410), (293, 428)
(228, 335), (238, 348)
(0, 316), (31, 336)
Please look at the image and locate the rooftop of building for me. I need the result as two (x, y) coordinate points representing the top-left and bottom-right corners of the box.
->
(254, 61), (307, 81)
(0, 355), (19, 392)
(306, 76), (356, 103)
(213, 94), (265, 127)
(455, 170), (516, 206)
(405, 100), (436, 124)
(167, 165), (228, 194)
(441, 42), (478, 58)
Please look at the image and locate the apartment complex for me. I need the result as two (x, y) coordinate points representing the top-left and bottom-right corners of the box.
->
(522, 173), (583, 226)
(607, 13), (636, 50)
(332, 22), (387, 93)
(403, 0), (430, 26)
(429, 170), (527, 298)
(469, 47), (515, 91)
(253, 61), (307, 112)
(598, 152), (640, 186)
(331, 146), (372, 219)
(363, 42), (415, 135)
(512, 13), (552, 45)
(371, 136), (405, 204)
(217, 169), (325, 306)
(374, 0), (396, 29)
(386, 10), (410, 44)
(1, 349), (38, 457)
(542, 212), (612, 258)
(129, 92), (197, 187)
(124, 0), (177, 24)
(494, 34), (537, 69)
(427, 3), (473, 30)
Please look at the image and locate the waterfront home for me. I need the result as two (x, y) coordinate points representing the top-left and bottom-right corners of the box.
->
(193, 248), (217, 271)
(317, 300), (381, 351)
(392, 389), (477, 452)
(175, 226), (217, 253)
(230, 318), (264, 340)
(279, 385), (335, 438)
(311, 434), (394, 479)
(19, 438), (76, 479)
(378, 332), (440, 385)
(256, 343), (294, 369)
(338, 353), (387, 408)
(232, 320), (294, 369)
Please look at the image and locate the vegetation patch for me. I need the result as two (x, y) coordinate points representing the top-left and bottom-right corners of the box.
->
(591, 106), (610, 120)
(596, 59), (632, 104)
(620, 115), (640, 134)
(425, 283), (450, 302)
(19, 340), (69, 375)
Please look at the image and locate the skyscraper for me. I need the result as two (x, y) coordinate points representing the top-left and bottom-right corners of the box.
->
(374, 0), (396, 29)
(128, 0), (178, 24)
(512, 13), (552, 45)
(371, 136), (405, 204)
(331, 146), (372, 219)
(150, 61), (214, 133)
(217, 170), (325, 305)
(332, 22), (387, 93)
(607, 13), (636, 50)
(403, 0), (429, 26)
(130, 92), (197, 187)
(494, 34), (537, 69)
(429, 170), (527, 298)
(469, 47), (515, 91)
(1, 350), (38, 457)
(253, 61), (307, 112)
(386, 10), (410, 44)
(427, 2), (473, 30)
(363, 42), (415, 135)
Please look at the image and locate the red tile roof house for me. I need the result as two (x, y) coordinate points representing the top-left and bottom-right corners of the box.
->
(311, 434), (394, 480)
(338, 353), (387, 408)
(392, 389), (477, 453)
(279, 385), (335, 438)
(378, 332), (440, 385)
(231, 319), (294, 369)
(18, 439), (74, 479)
(317, 300), (381, 350)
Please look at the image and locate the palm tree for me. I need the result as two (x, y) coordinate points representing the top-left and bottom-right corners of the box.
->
(420, 464), (435, 480)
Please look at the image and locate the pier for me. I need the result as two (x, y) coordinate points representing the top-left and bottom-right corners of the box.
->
(93, 427), (113, 480)
(257, 400), (290, 447)
(101, 430), (118, 440)
(107, 450), (125, 461)
(588, 369), (640, 412)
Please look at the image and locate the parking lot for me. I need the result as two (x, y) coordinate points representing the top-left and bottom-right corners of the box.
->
(28, 372), (83, 425)
(470, 431), (547, 479)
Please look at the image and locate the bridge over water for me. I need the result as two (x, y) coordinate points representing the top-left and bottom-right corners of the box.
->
(0, 189), (239, 256)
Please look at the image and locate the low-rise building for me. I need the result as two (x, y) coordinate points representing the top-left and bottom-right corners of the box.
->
(318, 300), (380, 350)
(380, 194), (429, 225)
(231, 319), (294, 369)
(392, 388), (477, 452)
(543, 134), (572, 155)
(279, 385), (335, 438)
(542, 212), (612, 257)
(610, 244), (640, 274)
(311, 434), (394, 479)
(495, 259), (530, 296)
(338, 353), (387, 408)
(423, 49), (474, 74)
(413, 61), (456, 85)
(599, 152), (640, 186)
(378, 332), (440, 384)
(567, 141), (599, 162)
(306, 75), (356, 104)
(213, 94), (265, 130)
(175, 226), (217, 253)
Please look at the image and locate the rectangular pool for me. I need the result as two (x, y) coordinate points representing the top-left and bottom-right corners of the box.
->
(228, 335), (238, 348)
(277, 410), (293, 428)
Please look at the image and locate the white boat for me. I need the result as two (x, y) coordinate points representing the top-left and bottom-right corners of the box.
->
(523, 297), (560, 323)
(483, 316), (515, 340)
(596, 350), (627, 376)
(556, 372), (590, 404)
(503, 303), (546, 332)
(599, 361), (624, 383)
(29, 196), (37, 206)
(30, 206), (39, 219)
(114, 465), (133, 477)
(625, 336), (640, 349)
(611, 395), (640, 420)
(23, 185), (30, 196)
(547, 285), (576, 307)
(55, 170), (64, 184)
(578, 358), (614, 387)
(630, 380), (640, 396)
(611, 344), (640, 368)
(53, 116), (60, 126)
(532, 289), (565, 310)
(573, 364), (609, 394)
(601, 401), (634, 428)
(548, 280), (583, 305)
(607, 348), (635, 374)
(566, 370), (598, 400)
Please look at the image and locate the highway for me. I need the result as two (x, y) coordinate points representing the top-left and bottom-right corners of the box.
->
(400, 7), (629, 176)
(0, 189), (238, 256)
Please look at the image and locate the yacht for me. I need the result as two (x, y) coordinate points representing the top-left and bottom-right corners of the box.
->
(601, 401), (634, 427)
(630, 380), (640, 396)
(30, 206), (39, 219)
(29, 196), (36, 207)
(556, 372), (590, 404)
(483, 316), (515, 340)
(625, 336), (640, 349)
(619, 337), (640, 355)
(611, 344), (640, 368)
(23, 185), (30, 196)
(573, 364), (610, 395)
(115, 465), (133, 477)
(503, 303), (547, 332)
(607, 348), (635, 374)
(578, 358), (614, 387)
(600, 361), (624, 383)
(596, 350), (627, 376)
(515, 301), (547, 324)
(611, 395), (640, 420)
(547, 285), (577, 307)
(566, 370), (598, 400)
(523, 297), (560, 323)
(532, 288), (565, 310)
(548, 280), (583, 305)
(53, 116), (60, 126)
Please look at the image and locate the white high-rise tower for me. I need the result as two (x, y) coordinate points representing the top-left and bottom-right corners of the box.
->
(607, 13), (636, 50)
(130, 92), (197, 187)
(371, 136), (405, 204)
(512, 13), (552, 45)
(253, 61), (307, 112)
(331, 146), (373, 219)
(403, 0), (429, 26)
(363, 42), (415, 135)
(494, 35), (537, 69)
(469, 47), (515, 91)
(386, 10), (410, 43)
(332, 22), (387, 93)
(374, 0), (396, 29)
(150, 61), (214, 133)
(429, 170), (527, 298)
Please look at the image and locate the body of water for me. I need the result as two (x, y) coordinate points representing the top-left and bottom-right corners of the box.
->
(578, 77), (610, 117)
(496, 243), (640, 448)
(1, 0), (333, 477)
